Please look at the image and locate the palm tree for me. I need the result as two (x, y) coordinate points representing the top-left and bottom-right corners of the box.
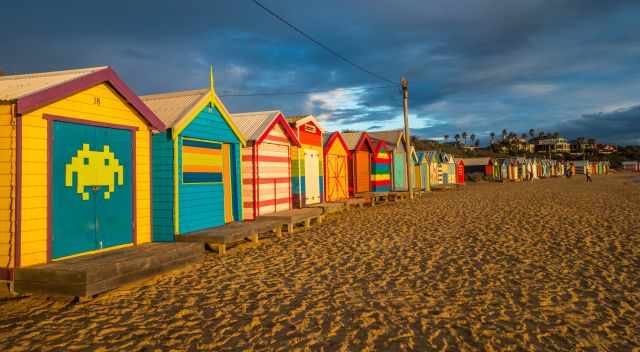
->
(454, 134), (461, 144)
(474, 139), (480, 147)
(462, 132), (468, 145)
(470, 133), (476, 143)
(489, 132), (496, 144)
(501, 129), (508, 141)
(443, 134), (449, 143)
(529, 129), (535, 139)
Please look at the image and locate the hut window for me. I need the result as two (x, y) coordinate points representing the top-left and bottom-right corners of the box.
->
(181, 137), (223, 184)
(304, 124), (317, 133)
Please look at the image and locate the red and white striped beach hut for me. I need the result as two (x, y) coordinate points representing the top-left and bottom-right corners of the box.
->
(232, 111), (301, 220)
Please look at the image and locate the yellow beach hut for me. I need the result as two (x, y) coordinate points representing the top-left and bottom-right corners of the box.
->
(0, 67), (165, 281)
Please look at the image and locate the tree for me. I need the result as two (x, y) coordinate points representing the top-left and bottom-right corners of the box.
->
(529, 129), (535, 138)
(489, 132), (496, 144)
(454, 134), (461, 143)
(470, 133), (476, 143)
(521, 133), (527, 140)
(443, 134), (449, 143)
(474, 139), (480, 147)
(462, 132), (468, 145)
(501, 129), (508, 141)
(553, 132), (560, 139)
(538, 131), (545, 137)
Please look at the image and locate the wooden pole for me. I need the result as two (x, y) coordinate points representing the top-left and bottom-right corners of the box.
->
(401, 78), (413, 200)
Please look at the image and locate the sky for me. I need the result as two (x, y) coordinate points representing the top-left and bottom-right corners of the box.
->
(1, 0), (639, 145)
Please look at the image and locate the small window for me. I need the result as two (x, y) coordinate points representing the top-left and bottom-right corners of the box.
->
(304, 124), (317, 133)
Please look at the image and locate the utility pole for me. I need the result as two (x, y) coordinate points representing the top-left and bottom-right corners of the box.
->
(401, 77), (413, 200)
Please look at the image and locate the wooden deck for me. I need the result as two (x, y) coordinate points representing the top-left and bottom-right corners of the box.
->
(307, 202), (347, 215)
(356, 192), (390, 205)
(263, 208), (324, 234)
(176, 218), (283, 255)
(14, 243), (204, 298)
(389, 191), (410, 202)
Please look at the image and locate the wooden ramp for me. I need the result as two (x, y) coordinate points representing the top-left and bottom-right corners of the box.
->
(263, 208), (324, 234)
(14, 243), (204, 298)
(176, 219), (283, 255)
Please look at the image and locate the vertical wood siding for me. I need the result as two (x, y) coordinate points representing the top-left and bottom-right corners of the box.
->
(354, 151), (370, 193)
(151, 131), (174, 241)
(290, 122), (323, 208)
(19, 83), (152, 266)
(0, 105), (16, 270)
(176, 105), (242, 234)
(392, 151), (407, 191)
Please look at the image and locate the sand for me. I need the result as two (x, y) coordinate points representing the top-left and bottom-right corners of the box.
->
(1, 174), (639, 351)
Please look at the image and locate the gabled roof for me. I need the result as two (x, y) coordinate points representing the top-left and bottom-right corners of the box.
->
(368, 130), (405, 147)
(286, 114), (325, 132)
(141, 88), (208, 128)
(231, 110), (300, 146)
(323, 131), (349, 157)
(141, 88), (245, 145)
(341, 131), (375, 152)
(0, 66), (165, 130)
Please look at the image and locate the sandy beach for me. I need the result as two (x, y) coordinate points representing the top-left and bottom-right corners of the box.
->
(1, 173), (639, 351)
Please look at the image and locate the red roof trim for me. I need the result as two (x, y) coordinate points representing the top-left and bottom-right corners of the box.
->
(355, 132), (375, 152)
(15, 67), (166, 131)
(373, 139), (389, 155)
(256, 112), (301, 147)
(323, 131), (349, 157)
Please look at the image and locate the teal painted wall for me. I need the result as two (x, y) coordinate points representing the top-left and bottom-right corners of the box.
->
(177, 103), (242, 234)
(152, 131), (174, 241)
(392, 151), (407, 191)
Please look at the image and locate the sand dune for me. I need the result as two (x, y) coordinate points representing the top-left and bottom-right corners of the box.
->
(1, 174), (639, 351)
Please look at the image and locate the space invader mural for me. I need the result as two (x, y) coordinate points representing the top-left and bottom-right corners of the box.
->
(65, 144), (124, 200)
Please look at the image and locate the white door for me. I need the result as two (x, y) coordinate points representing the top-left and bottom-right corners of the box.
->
(304, 149), (321, 204)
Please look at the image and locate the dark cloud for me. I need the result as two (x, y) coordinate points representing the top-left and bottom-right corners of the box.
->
(556, 105), (640, 145)
(1, 1), (639, 144)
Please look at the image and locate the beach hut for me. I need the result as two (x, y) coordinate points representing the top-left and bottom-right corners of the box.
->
(459, 157), (491, 176)
(323, 131), (349, 202)
(574, 160), (590, 174)
(369, 130), (408, 191)
(231, 111), (301, 220)
(621, 161), (637, 172)
(500, 159), (509, 181)
(426, 151), (442, 186)
(455, 159), (465, 184)
(142, 85), (244, 239)
(411, 148), (422, 190)
(370, 139), (392, 192)
(440, 152), (456, 185)
(342, 132), (375, 195)
(286, 115), (324, 207)
(416, 151), (431, 191)
(485, 158), (494, 177)
(0, 66), (165, 278)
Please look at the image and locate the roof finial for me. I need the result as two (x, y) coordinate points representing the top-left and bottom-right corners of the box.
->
(209, 65), (215, 93)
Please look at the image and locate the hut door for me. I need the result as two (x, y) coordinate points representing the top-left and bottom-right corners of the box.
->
(393, 152), (406, 190)
(354, 151), (370, 193)
(304, 149), (321, 204)
(326, 153), (348, 201)
(257, 142), (291, 215)
(52, 121), (132, 259)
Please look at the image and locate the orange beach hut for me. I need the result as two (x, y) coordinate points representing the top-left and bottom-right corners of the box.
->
(323, 131), (349, 202)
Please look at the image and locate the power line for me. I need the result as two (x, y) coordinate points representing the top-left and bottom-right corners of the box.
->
(251, 0), (396, 85)
(218, 84), (395, 97)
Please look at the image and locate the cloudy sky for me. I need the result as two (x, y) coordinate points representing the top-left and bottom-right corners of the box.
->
(1, 0), (638, 144)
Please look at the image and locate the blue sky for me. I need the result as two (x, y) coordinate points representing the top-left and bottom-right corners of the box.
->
(1, 0), (638, 144)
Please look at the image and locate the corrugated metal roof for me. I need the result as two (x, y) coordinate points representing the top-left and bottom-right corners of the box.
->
(0, 66), (107, 102)
(231, 110), (281, 141)
(368, 130), (403, 146)
(341, 132), (364, 150)
(140, 88), (208, 128)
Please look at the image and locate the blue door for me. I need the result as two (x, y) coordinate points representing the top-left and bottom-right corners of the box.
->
(52, 121), (133, 259)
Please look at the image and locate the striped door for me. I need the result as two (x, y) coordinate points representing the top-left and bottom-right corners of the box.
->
(257, 142), (290, 215)
(326, 153), (348, 201)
